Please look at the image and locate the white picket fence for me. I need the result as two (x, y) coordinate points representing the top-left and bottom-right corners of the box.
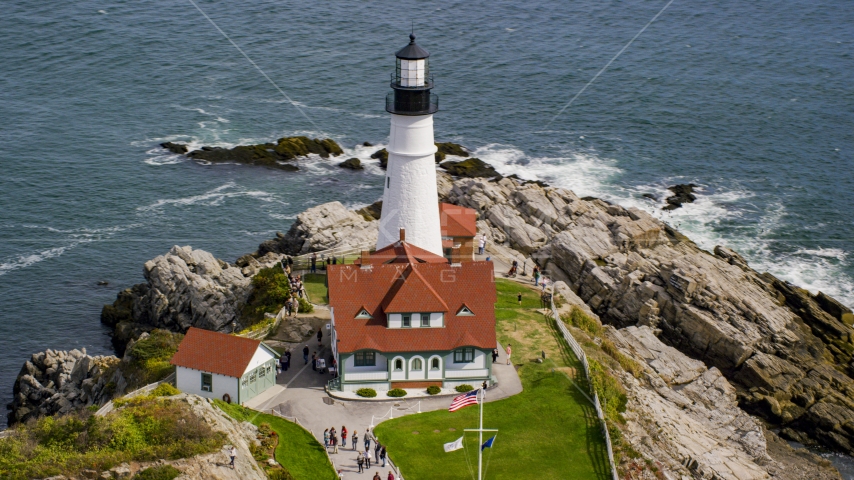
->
(551, 297), (619, 480)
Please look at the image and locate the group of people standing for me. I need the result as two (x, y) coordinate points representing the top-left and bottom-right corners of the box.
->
(281, 257), (307, 317)
(310, 252), (340, 274)
(324, 427), (393, 478)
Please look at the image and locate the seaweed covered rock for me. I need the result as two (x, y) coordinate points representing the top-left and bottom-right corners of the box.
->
(338, 158), (363, 170)
(177, 136), (343, 170)
(434, 142), (469, 162)
(375, 142), (470, 167)
(663, 183), (697, 210)
(439, 158), (501, 179)
(356, 200), (383, 221)
(160, 142), (188, 154)
(371, 148), (389, 168)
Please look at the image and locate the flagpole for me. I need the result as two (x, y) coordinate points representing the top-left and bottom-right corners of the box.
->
(478, 388), (483, 480)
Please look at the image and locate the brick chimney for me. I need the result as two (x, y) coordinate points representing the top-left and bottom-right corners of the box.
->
(360, 250), (372, 269)
(399, 228), (406, 242)
(450, 246), (462, 267)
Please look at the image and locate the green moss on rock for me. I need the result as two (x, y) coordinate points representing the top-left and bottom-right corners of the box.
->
(338, 158), (363, 170)
(371, 148), (389, 168)
(439, 158), (501, 179)
(434, 142), (469, 162)
(184, 136), (342, 170)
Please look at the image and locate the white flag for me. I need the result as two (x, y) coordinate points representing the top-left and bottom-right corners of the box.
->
(444, 436), (464, 452)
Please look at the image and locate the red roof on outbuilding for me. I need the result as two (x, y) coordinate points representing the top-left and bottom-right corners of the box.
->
(328, 261), (496, 353)
(440, 203), (477, 238)
(170, 327), (277, 378)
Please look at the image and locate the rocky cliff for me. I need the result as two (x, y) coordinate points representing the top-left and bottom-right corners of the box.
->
(262, 171), (854, 460)
(7, 330), (181, 426)
(8, 348), (120, 426)
(100, 245), (282, 354)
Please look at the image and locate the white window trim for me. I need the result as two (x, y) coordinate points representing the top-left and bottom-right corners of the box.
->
(409, 355), (425, 372)
(429, 355), (442, 371)
(392, 356), (405, 372)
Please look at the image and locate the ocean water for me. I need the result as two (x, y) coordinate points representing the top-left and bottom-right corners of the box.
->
(0, 0), (851, 444)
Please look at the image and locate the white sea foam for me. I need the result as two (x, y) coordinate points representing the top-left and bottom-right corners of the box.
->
(138, 183), (277, 212)
(0, 242), (92, 277)
(268, 213), (297, 220)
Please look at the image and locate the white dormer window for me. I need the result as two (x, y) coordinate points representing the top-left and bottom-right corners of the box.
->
(420, 313), (430, 327)
(457, 306), (474, 316)
(356, 309), (372, 319)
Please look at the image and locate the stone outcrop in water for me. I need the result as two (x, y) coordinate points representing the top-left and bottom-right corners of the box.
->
(161, 136), (343, 170)
(100, 245), (279, 354)
(663, 183), (697, 210)
(338, 157), (363, 170)
(260, 169), (854, 462)
(439, 158), (501, 179)
(434, 142), (469, 162)
(372, 141), (468, 169)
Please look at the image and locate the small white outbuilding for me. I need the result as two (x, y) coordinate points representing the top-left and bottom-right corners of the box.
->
(170, 327), (279, 404)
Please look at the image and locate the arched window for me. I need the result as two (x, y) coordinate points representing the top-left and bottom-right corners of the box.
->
(394, 359), (403, 371)
(412, 358), (423, 370)
(431, 357), (440, 370)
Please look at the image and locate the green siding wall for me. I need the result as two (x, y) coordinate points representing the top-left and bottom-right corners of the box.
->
(238, 359), (277, 403)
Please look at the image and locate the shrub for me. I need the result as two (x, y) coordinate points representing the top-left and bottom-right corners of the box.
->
(455, 384), (474, 393)
(133, 465), (182, 480)
(241, 264), (291, 327)
(0, 397), (223, 480)
(258, 423), (273, 437)
(150, 383), (179, 397)
(356, 388), (377, 398)
(267, 467), (295, 480)
(601, 339), (643, 378)
(128, 330), (183, 385)
(250, 442), (269, 461)
(297, 297), (314, 314)
(387, 388), (407, 397)
(565, 307), (603, 336)
(588, 358), (628, 422)
(426, 385), (441, 395)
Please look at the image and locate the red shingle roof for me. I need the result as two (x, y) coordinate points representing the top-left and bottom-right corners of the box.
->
(328, 261), (496, 353)
(170, 328), (276, 378)
(382, 265), (450, 313)
(440, 203), (477, 238)
(364, 241), (448, 265)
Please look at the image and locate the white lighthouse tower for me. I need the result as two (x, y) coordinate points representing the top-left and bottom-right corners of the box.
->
(376, 34), (443, 256)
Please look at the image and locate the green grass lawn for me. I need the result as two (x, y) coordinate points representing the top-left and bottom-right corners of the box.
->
(373, 279), (610, 480)
(214, 401), (337, 480)
(303, 273), (328, 305)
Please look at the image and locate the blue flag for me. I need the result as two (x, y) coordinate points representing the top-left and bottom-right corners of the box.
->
(481, 435), (496, 451)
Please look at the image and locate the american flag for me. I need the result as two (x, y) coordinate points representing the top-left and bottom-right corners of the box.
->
(449, 389), (480, 412)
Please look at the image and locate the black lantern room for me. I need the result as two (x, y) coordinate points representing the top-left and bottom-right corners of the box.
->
(386, 34), (439, 115)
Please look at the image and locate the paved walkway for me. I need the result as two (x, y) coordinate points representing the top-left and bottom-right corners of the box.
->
(244, 335), (521, 477)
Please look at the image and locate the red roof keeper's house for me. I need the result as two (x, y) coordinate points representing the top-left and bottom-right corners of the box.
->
(327, 232), (497, 392)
